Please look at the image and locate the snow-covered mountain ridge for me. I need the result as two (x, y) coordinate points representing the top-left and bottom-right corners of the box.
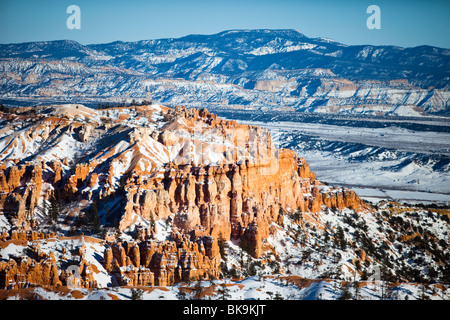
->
(1, 29), (449, 116)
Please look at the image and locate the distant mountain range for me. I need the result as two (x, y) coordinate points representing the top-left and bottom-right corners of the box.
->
(1, 29), (449, 116)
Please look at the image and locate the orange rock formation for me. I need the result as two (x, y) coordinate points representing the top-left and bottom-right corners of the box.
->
(0, 104), (367, 289)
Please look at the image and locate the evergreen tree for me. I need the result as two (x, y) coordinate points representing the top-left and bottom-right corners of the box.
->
(217, 282), (231, 300)
(217, 232), (227, 259)
(339, 283), (352, 300)
(248, 262), (258, 277)
(149, 212), (156, 229)
(353, 281), (361, 300)
(274, 292), (284, 300)
(130, 288), (144, 300)
(335, 226), (347, 250)
(193, 278), (204, 300)
(88, 202), (101, 234)
(176, 289), (188, 300)
(41, 197), (49, 221)
(48, 194), (60, 223)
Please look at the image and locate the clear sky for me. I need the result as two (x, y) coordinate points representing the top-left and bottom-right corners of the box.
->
(0, 0), (449, 48)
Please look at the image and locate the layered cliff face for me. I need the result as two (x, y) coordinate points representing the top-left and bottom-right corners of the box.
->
(0, 103), (367, 289)
(0, 104), (364, 255)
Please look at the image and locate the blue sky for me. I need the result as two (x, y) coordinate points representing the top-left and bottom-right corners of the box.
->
(0, 0), (449, 48)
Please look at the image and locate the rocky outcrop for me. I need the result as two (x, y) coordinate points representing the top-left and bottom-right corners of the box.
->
(119, 142), (365, 257)
(0, 255), (61, 289)
(0, 104), (367, 264)
(0, 163), (46, 228)
(0, 237), (97, 290)
(104, 234), (220, 286)
(9, 229), (55, 241)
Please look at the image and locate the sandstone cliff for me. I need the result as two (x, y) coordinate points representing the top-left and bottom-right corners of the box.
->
(0, 103), (367, 288)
